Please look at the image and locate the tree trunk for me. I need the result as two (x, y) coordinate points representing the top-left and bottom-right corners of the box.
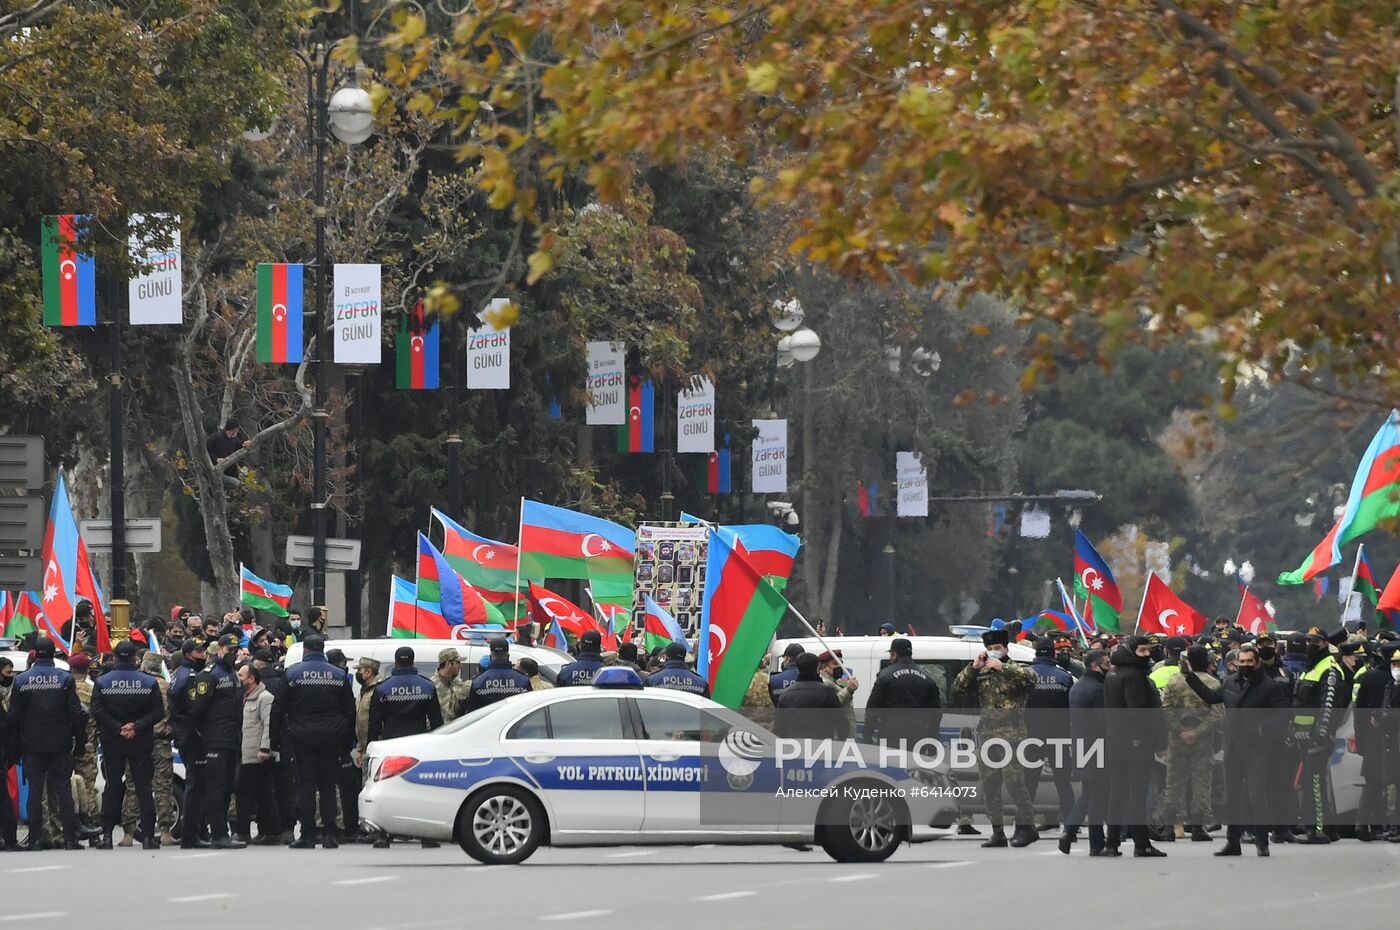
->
(173, 355), (240, 612)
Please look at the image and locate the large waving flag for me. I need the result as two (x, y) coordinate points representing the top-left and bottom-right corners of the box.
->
(1073, 530), (1122, 633)
(41, 215), (96, 327)
(39, 474), (81, 642)
(518, 500), (635, 581)
(1281, 412), (1400, 584)
(240, 565), (292, 617)
(1014, 609), (1075, 641)
(643, 595), (690, 653)
(416, 533), (498, 626)
(432, 509), (531, 592)
(680, 514), (801, 591)
(1138, 573), (1208, 636)
(1235, 585), (1275, 635)
(526, 582), (609, 645)
(388, 576), (453, 639)
(698, 530), (789, 708)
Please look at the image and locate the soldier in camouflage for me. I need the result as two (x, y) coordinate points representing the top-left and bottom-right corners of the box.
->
(119, 651), (177, 845)
(741, 658), (774, 727)
(1156, 644), (1223, 841)
(354, 656), (383, 760)
(431, 648), (471, 723)
(954, 628), (1038, 849)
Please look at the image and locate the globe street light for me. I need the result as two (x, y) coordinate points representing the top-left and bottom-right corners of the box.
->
(328, 86), (374, 143)
(771, 298), (804, 332)
(788, 327), (821, 363)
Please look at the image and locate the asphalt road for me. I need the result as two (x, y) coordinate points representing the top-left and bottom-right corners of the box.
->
(10, 829), (1400, 926)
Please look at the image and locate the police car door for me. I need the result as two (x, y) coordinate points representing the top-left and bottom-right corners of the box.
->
(629, 695), (785, 836)
(503, 694), (645, 836)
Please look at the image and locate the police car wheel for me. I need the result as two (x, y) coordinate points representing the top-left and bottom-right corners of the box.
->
(818, 787), (905, 863)
(457, 786), (545, 864)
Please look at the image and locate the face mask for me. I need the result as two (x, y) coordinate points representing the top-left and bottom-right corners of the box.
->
(1258, 646), (1277, 662)
(1307, 645), (1326, 663)
(986, 650), (1006, 661)
(0, 678), (12, 689)
(1238, 666), (1258, 680)
(1391, 669), (1400, 683)
(290, 621), (301, 631)
(220, 652), (237, 669)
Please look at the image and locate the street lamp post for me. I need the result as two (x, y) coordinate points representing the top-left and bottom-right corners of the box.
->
(297, 43), (373, 612)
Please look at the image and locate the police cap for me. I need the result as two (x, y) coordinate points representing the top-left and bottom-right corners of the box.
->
(216, 633), (240, 649)
(114, 640), (138, 659)
(781, 643), (805, 659)
(181, 636), (207, 655)
(326, 648), (348, 666)
(489, 637), (510, 655)
(663, 642), (686, 660)
(579, 630), (602, 650)
(33, 637), (55, 658)
(1165, 635), (1187, 651)
(394, 646), (415, 664)
(1033, 636), (1054, 658)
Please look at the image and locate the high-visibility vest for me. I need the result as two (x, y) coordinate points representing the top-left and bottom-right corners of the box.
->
(1292, 655), (1340, 727)
(1149, 665), (1179, 691)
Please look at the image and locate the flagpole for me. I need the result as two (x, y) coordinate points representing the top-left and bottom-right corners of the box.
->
(1132, 575), (1149, 634)
(1055, 577), (1090, 649)
(515, 496), (526, 638)
(1233, 583), (1249, 629)
(1341, 543), (1364, 625)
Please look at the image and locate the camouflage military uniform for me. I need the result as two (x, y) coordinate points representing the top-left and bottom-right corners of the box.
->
(431, 671), (471, 724)
(121, 675), (176, 840)
(741, 668), (774, 726)
(529, 676), (553, 692)
(45, 676), (98, 840)
(356, 675), (384, 757)
(1157, 670), (1223, 827)
(819, 670), (857, 733)
(953, 660), (1037, 829)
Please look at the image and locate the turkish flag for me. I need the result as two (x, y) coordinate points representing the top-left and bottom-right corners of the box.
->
(1138, 573), (1208, 636)
(1378, 564), (1400, 615)
(526, 582), (596, 637)
(1235, 585), (1274, 634)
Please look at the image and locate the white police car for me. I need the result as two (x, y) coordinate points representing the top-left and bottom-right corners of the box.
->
(360, 668), (959, 864)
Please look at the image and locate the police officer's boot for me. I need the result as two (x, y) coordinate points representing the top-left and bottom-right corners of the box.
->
(981, 826), (1008, 848)
(1189, 826), (1212, 842)
(1357, 826), (1378, 842)
(1270, 829), (1295, 844)
(321, 829), (339, 849)
(1008, 826), (1038, 847)
(141, 836), (161, 851)
(1213, 839), (1241, 856)
(1296, 829), (1332, 845)
(94, 832), (113, 850)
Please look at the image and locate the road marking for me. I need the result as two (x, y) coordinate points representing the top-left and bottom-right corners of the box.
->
(606, 851), (655, 858)
(7, 866), (68, 874)
(172, 852), (221, 860)
(168, 894), (237, 903)
(830, 873), (876, 883)
(696, 891), (756, 902)
(540, 910), (614, 922)
(333, 876), (399, 887)
(0, 913), (65, 922)
(928, 861), (975, 869)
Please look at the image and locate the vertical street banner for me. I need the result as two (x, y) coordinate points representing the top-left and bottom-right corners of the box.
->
(751, 418), (788, 493)
(395, 300), (439, 390)
(333, 263), (381, 363)
(467, 297), (512, 389)
(676, 376), (716, 453)
(896, 451), (929, 517)
(585, 341), (626, 425)
(127, 213), (182, 325)
(256, 263), (304, 364)
(41, 214), (96, 326)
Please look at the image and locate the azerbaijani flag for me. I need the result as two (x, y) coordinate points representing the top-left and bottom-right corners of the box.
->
(543, 616), (569, 650)
(1014, 610), (1074, 641)
(39, 474), (81, 645)
(388, 576), (454, 639)
(240, 565), (292, 617)
(41, 215), (96, 326)
(432, 508), (531, 592)
(518, 500), (635, 581)
(643, 595), (689, 653)
(255, 263), (304, 364)
(1281, 412), (1400, 584)
(680, 514), (800, 592)
(705, 442), (732, 494)
(4, 592), (41, 639)
(594, 600), (630, 638)
(616, 376), (655, 453)
(0, 593), (9, 632)
(1355, 548), (1382, 628)
(1235, 585), (1275, 635)
(416, 533), (497, 626)
(697, 530), (789, 708)
(396, 301), (439, 390)
(1073, 530), (1122, 633)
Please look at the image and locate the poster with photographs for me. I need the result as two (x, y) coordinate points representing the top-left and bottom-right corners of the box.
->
(633, 522), (711, 636)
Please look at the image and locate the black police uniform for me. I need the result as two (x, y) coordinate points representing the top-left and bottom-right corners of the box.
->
(865, 656), (942, 749)
(647, 660), (709, 696)
(258, 662), (296, 834)
(368, 667), (444, 742)
(90, 655), (163, 843)
(11, 655), (85, 846)
(284, 650), (356, 845)
(190, 655), (243, 842)
(768, 664), (800, 705)
(556, 650), (606, 687)
(465, 659), (531, 711)
(169, 653), (209, 847)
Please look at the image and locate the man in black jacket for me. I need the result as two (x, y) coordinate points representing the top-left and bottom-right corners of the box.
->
(284, 634), (356, 848)
(253, 650), (296, 841)
(368, 647), (444, 742)
(1103, 635), (1167, 857)
(169, 637), (210, 848)
(190, 634), (246, 849)
(773, 653), (849, 742)
(206, 419), (251, 489)
(865, 637), (941, 752)
(1060, 649), (1109, 855)
(11, 638), (86, 850)
(1180, 641), (1289, 856)
(90, 640), (164, 850)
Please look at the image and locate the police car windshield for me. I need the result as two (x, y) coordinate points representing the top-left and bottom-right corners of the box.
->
(434, 700), (511, 735)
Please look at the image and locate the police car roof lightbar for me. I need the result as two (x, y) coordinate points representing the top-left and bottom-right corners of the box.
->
(592, 667), (644, 689)
(948, 625), (991, 641)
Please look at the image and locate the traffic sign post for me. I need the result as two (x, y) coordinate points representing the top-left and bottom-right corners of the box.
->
(285, 535), (361, 572)
(78, 518), (162, 553)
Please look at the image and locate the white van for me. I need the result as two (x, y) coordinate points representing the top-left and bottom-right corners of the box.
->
(283, 636), (573, 690)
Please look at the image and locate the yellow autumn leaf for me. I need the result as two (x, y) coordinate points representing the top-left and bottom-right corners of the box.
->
(745, 63), (780, 95)
(526, 250), (554, 284)
(482, 300), (520, 330)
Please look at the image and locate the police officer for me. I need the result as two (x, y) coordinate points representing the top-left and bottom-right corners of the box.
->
(1291, 626), (1346, 843)
(169, 636), (210, 848)
(465, 638), (531, 710)
(768, 643), (804, 704)
(557, 630), (607, 686)
(90, 639), (163, 850)
(12, 637), (86, 849)
(368, 647), (444, 850)
(190, 633), (245, 849)
(647, 643), (709, 695)
(1024, 636), (1076, 831)
(1352, 642), (1397, 841)
(284, 633), (356, 849)
(866, 637), (941, 752)
(1149, 636), (1186, 691)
